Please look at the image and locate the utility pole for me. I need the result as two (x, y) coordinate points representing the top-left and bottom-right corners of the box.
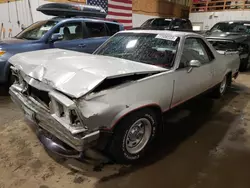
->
(27, 0), (34, 23)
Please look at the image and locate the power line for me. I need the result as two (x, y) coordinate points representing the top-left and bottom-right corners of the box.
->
(7, 0), (11, 23)
(27, 0), (34, 23)
(24, 0), (29, 25)
(14, 0), (20, 27)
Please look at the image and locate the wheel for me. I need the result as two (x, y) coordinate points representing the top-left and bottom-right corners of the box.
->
(211, 74), (230, 98)
(108, 109), (158, 164)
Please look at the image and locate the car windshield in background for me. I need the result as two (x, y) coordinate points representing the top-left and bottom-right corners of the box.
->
(209, 40), (238, 51)
(141, 18), (171, 28)
(210, 22), (250, 33)
(95, 33), (179, 68)
(15, 20), (58, 40)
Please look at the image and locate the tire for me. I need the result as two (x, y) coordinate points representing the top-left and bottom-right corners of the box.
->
(211, 74), (230, 98)
(108, 109), (159, 164)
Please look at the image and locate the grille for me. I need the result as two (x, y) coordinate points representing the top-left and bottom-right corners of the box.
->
(28, 85), (50, 108)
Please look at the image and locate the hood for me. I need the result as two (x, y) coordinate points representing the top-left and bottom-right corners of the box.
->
(206, 32), (247, 42)
(133, 26), (170, 30)
(0, 38), (27, 45)
(9, 48), (166, 98)
(0, 38), (34, 51)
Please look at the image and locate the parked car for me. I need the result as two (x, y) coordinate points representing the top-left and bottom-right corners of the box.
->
(205, 20), (250, 71)
(0, 3), (124, 88)
(9, 30), (239, 164)
(132, 18), (193, 31)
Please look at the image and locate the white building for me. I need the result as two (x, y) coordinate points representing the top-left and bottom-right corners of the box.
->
(189, 0), (250, 30)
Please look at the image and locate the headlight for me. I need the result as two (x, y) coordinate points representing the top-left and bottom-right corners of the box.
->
(0, 50), (5, 56)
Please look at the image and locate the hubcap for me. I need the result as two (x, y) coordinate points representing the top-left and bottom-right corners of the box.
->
(220, 76), (227, 94)
(125, 118), (152, 154)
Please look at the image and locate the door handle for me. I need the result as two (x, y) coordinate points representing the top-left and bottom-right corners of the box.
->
(78, 44), (86, 48)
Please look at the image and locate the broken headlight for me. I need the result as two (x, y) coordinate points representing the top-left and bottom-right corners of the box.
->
(11, 66), (24, 85)
(49, 91), (86, 134)
(69, 109), (82, 128)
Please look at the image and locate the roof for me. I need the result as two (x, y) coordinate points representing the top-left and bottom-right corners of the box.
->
(49, 16), (122, 26)
(120, 29), (201, 37)
(217, 20), (250, 23)
(146, 17), (190, 21)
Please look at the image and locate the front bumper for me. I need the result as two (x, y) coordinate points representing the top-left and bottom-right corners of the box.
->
(0, 59), (9, 84)
(9, 85), (100, 157)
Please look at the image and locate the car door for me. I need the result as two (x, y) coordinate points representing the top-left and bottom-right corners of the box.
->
(82, 22), (110, 53)
(171, 37), (215, 107)
(51, 21), (87, 52)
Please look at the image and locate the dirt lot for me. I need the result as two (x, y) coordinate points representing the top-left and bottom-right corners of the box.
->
(1, 73), (250, 188)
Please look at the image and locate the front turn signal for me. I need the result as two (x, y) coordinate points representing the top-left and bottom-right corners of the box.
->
(0, 51), (6, 56)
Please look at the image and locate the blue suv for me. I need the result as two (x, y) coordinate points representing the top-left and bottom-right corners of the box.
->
(0, 13), (123, 88)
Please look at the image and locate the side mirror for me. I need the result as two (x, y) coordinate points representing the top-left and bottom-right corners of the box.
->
(188, 60), (201, 67)
(50, 33), (63, 43)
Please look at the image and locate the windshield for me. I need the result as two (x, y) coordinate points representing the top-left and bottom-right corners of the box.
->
(141, 18), (171, 28)
(210, 22), (250, 33)
(95, 33), (179, 68)
(208, 40), (238, 51)
(16, 20), (58, 40)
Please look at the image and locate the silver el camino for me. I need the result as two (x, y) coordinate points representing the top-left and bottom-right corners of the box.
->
(9, 30), (240, 163)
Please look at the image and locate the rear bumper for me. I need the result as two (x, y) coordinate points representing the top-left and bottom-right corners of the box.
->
(9, 85), (100, 157)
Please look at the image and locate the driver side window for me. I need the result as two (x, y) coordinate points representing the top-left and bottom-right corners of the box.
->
(52, 22), (83, 41)
(179, 38), (214, 69)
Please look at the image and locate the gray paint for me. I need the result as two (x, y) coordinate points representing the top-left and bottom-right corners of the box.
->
(9, 30), (240, 152)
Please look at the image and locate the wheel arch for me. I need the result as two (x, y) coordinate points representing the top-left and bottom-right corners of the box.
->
(224, 70), (232, 86)
(107, 103), (163, 131)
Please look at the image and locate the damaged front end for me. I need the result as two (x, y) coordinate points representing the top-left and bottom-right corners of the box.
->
(8, 48), (167, 159)
(9, 66), (100, 158)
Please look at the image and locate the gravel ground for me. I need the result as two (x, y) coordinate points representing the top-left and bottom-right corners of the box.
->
(0, 73), (250, 188)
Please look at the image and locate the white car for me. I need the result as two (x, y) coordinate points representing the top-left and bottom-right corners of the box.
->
(9, 30), (240, 163)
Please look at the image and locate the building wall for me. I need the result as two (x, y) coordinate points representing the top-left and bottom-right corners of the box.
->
(190, 11), (250, 30)
(0, 0), (52, 38)
(132, 0), (190, 27)
(0, 0), (189, 38)
(133, 0), (189, 17)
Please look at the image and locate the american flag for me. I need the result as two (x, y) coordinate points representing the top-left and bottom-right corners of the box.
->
(87, 0), (132, 30)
